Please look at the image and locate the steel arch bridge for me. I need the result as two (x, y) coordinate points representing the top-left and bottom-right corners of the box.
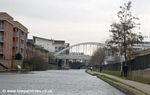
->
(55, 42), (105, 56)
(54, 42), (106, 60)
(54, 42), (106, 69)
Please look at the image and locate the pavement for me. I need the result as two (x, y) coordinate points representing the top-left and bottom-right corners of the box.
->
(86, 70), (150, 95)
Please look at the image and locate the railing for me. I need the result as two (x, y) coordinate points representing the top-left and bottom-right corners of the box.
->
(0, 49), (3, 54)
(102, 53), (150, 71)
(20, 44), (24, 49)
(0, 36), (4, 42)
(0, 27), (4, 31)
(0, 61), (8, 69)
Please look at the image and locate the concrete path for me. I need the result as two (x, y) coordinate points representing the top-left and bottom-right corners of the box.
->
(91, 71), (150, 95)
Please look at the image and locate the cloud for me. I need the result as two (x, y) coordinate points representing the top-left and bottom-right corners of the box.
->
(0, 0), (150, 44)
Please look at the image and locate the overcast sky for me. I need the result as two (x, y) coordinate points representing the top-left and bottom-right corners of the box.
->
(0, 0), (150, 45)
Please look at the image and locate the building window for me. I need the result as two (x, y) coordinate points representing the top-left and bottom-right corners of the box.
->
(25, 34), (27, 39)
(13, 28), (15, 32)
(16, 47), (18, 51)
(21, 40), (24, 44)
(21, 48), (23, 53)
(21, 31), (24, 35)
(0, 21), (4, 29)
(16, 37), (18, 42)
(13, 37), (15, 42)
(12, 47), (15, 51)
(16, 31), (19, 37)
(55, 47), (58, 50)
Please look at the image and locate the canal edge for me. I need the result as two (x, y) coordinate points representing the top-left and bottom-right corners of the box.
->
(85, 70), (147, 95)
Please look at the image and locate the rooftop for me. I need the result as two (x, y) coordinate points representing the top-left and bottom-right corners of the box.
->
(0, 12), (14, 24)
(14, 21), (28, 33)
(33, 36), (65, 44)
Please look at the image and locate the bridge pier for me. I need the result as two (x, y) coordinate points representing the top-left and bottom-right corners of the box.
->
(62, 59), (70, 69)
(73, 59), (77, 63)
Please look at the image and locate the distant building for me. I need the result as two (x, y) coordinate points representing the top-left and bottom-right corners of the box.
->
(26, 39), (49, 63)
(133, 42), (150, 50)
(54, 40), (69, 54)
(33, 36), (55, 53)
(26, 39), (35, 59)
(34, 45), (49, 63)
(105, 42), (150, 64)
(33, 36), (69, 54)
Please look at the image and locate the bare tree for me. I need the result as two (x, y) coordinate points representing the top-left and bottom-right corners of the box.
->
(90, 48), (105, 66)
(106, 1), (143, 63)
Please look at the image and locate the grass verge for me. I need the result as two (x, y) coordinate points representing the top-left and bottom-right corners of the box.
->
(86, 70), (149, 95)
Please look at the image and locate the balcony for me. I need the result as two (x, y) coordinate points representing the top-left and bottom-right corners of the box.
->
(0, 28), (4, 31)
(0, 21), (4, 31)
(16, 33), (19, 37)
(0, 49), (3, 55)
(0, 36), (4, 43)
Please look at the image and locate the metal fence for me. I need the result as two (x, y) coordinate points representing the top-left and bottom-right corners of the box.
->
(103, 54), (150, 71)
(103, 62), (121, 71)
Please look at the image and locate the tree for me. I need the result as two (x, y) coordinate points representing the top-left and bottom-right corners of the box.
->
(23, 55), (50, 71)
(106, 1), (144, 63)
(15, 53), (22, 60)
(89, 48), (105, 70)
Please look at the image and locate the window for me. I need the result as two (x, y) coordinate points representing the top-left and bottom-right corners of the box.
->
(13, 37), (15, 42)
(0, 21), (4, 29)
(12, 47), (15, 51)
(21, 31), (24, 35)
(25, 34), (27, 38)
(16, 47), (18, 51)
(21, 48), (23, 53)
(13, 28), (15, 32)
(16, 31), (19, 37)
(16, 37), (18, 42)
(21, 40), (24, 44)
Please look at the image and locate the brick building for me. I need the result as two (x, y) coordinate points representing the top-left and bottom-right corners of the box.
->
(0, 12), (28, 70)
(26, 39), (35, 59)
(26, 39), (49, 63)
(0, 12), (15, 70)
(13, 21), (28, 59)
(0, 12), (65, 70)
(34, 45), (49, 63)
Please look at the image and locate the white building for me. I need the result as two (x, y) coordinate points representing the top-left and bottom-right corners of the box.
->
(133, 42), (150, 50)
(33, 36), (69, 53)
(33, 36), (55, 53)
(105, 42), (150, 64)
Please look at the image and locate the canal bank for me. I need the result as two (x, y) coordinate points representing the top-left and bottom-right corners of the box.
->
(86, 70), (150, 95)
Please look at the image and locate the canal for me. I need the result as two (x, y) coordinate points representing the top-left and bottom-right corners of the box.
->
(0, 70), (125, 95)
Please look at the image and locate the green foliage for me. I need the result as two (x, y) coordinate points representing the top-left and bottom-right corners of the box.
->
(15, 53), (22, 60)
(106, 1), (144, 61)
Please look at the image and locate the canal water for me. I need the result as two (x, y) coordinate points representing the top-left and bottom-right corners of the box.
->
(0, 70), (125, 95)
